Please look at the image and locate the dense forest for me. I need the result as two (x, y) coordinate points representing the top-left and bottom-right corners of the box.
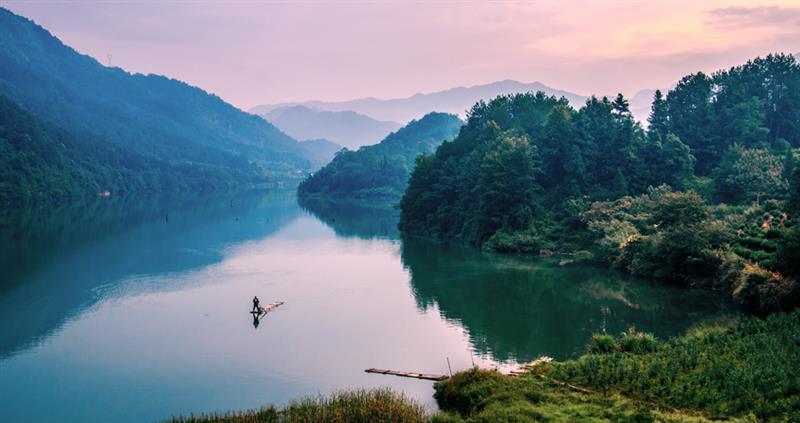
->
(0, 95), (258, 203)
(0, 8), (321, 204)
(400, 54), (800, 315)
(298, 112), (462, 201)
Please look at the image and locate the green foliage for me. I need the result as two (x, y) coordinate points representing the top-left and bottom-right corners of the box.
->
(588, 329), (657, 355)
(475, 131), (542, 243)
(400, 90), (686, 249)
(434, 368), (514, 416)
(166, 388), (427, 423)
(399, 54), (800, 315)
(618, 328), (658, 354)
(662, 54), (800, 176)
(298, 112), (462, 201)
(433, 369), (748, 423)
(732, 263), (800, 315)
(777, 225), (800, 278)
(550, 310), (800, 421)
(587, 334), (618, 354)
(581, 188), (726, 285)
(713, 145), (788, 204)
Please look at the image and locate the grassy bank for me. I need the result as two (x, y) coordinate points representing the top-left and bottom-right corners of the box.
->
(168, 310), (798, 422)
(435, 309), (800, 422)
(165, 388), (426, 423)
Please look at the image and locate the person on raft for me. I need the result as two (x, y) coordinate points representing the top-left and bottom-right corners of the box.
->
(252, 296), (260, 312)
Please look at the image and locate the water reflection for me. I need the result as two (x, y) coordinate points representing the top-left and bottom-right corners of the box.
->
(0, 190), (300, 358)
(307, 199), (733, 362)
(402, 239), (733, 361)
(299, 196), (399, 240)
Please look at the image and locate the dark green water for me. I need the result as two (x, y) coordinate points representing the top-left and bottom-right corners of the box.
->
(0, 192), (732, 422)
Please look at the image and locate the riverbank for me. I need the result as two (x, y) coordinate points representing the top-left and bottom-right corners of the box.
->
(169, 309), (798, 422)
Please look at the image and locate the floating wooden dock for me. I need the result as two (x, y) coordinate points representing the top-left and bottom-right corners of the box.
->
(365, 368), (449, 381)
(249, 301), (285, 314)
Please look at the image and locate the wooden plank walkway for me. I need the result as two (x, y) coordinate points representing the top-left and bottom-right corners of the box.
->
(365, 368), (449, 381)
(249, 301), (285, 314)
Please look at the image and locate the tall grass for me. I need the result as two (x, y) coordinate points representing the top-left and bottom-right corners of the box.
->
(166, 388), (427, 423)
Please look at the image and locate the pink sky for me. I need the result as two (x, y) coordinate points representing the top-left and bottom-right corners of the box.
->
(6, 1), (799, 109)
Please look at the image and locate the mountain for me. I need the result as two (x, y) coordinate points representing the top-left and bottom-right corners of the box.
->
(252, 80), (587, 124)
(298, 112), (463, 201)
(0, 94), (169, 203)
(260, 105), (401, 149)
(0, 8), (317, 202)
(630, 89), (657, 125)
(298, 138), (344, 169)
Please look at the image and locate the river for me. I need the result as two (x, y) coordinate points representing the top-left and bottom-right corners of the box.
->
(0, 190), (732, 422)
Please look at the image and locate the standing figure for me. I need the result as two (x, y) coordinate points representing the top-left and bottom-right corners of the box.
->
(252, 296), (260, 312)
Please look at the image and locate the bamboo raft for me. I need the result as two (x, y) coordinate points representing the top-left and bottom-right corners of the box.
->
(365, 368), (449, 381)
(249, 301), (285, 314)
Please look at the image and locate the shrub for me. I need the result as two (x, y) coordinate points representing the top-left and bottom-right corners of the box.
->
(433, 368), (511, 417)
(587, 334), (619, 354)
(482, 227), (547, 253)
(618, 328), (658, 354)
(732, 263), (800, 315)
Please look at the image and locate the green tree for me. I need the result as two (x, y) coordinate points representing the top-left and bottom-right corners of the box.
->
(476, 131), (542, 243)
(664, 72), (717, 175)
(647, 89), (669, 138)
(713, 145), (788, 204)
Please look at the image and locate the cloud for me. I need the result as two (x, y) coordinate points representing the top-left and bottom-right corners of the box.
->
(707, 6), (800, 28)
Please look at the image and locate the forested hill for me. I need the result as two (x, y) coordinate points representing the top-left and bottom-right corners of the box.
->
(298, 112), (463, 201)
(0, 95), (197, 203)
(400, 54), (800, 315)
(0, 8), (317, 203)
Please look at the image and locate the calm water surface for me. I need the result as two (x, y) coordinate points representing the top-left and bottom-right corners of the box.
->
(0, 191), (732, 422)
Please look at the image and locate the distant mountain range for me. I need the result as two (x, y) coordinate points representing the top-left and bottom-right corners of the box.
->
(252, 80), (662, 125)
(259, 106), (401, 149)
(252, 80), (588, 124)
(0, 8), (331, 202)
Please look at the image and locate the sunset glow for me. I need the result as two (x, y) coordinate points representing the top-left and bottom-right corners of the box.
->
(6, 1), (798, 108)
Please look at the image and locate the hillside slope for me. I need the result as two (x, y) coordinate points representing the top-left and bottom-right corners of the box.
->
(298, 112), (462, 201)
(0, 8), (316, 192)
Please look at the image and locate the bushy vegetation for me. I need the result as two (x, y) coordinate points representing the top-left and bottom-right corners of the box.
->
(400, 54), (800, 314)
(298, 112), (462, 201)
(549, 310), (800, 421)
(430, 310), (800, 422)
(432, 369), (755, 422)
(166, 388), (427, 423)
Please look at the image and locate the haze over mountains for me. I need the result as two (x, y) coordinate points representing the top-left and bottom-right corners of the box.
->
(251, 80), (586, 124)
(259, 106), (400, 150)
(297, 139), (344, 167)
(252, 80), (659, 126)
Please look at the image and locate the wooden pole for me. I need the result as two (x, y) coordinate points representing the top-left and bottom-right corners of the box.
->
(446, 357), (452, 377)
